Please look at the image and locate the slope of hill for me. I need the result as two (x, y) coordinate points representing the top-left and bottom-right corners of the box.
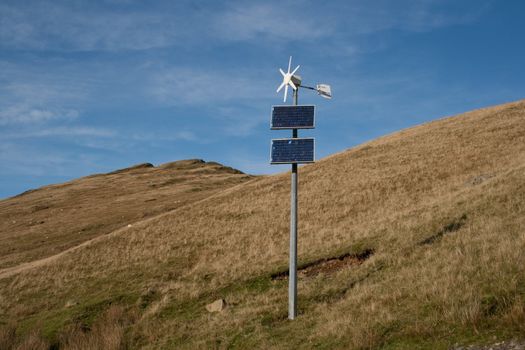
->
(1, 100), (525, 349)
(0, 159), (253, 271)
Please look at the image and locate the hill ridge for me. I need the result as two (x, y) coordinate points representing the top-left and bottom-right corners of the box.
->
(0, 159), (253, 270)
(0, 172), (261, 280)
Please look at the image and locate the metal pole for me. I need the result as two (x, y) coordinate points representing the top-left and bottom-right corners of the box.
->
(289, 88), (298, 320)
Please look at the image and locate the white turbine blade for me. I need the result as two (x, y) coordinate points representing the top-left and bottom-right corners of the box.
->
(276, 81), (286, 93)
(288, 56), (292, 73)
(284, 84), (289, 102)
(279, 68), (286, 77)
(288, 79), (297, 90)
(291, 65), (300, 76)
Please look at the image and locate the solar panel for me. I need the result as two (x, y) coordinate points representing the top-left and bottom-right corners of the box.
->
(271, 105), (315, 129)
(270, 138), (315, 164)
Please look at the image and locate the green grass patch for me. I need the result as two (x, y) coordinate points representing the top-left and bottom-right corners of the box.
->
(16, 291), (139, 343)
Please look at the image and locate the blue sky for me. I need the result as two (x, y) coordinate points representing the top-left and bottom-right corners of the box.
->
(1, 0), (524, 199)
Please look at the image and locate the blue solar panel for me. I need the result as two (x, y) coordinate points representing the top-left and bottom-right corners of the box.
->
(270, 138), (315, 164)
(271, 105), (315, 129)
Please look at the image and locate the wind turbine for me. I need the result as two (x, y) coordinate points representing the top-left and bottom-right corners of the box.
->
(276, 56), (332, 103)
(276, 56), (300, 103)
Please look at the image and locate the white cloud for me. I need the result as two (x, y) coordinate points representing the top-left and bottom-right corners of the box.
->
(389, 1), (489, 32)
(212, 0), (488, 45)
(0, 105), (78, 125)
(215, 106), (266, 136)
(146, 66), (273, 136)
(0, 126), (114, 139)
(213, 3), (334, 42)
(174, 131), (197, 142)
(0, 141), (111, 178)
(0, 142), (72, 176)
(129, 130), (198, 142)
(149, 67), (273, 105)
(0, 2), (186, 51)
(326, 0), (489, 34)
(0, 1), (488, 53)
(0, 66), (88, 125)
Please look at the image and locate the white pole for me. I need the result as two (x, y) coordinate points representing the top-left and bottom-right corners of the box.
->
(289, 88), (298, 320)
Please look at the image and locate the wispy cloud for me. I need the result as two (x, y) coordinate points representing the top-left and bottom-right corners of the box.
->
(215, 106), (267, 137)
(0, 2), (186, 51)
(0, 141), (107, 177)
(213, 0), (489, 45)
(0, 0), (488, 53)
(0, 126), (114, 139)
(0, 67), (88, 125)
(323, 0), (489, 34)
(148, 67), (273, 105)
(3, 1), (328, 51)
(0, 105), (79, 125)
(147, 66), (274, 136)
(212, 3), (334, 42)
(129, 130), (198, 142)
(0, 142), (70, 176)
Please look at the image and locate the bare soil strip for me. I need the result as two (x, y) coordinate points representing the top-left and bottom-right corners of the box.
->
(271, 249), (374, 280)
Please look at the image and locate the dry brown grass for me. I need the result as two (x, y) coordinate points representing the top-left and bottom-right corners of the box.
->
(0, 306), (134, 350)
(0, 325), (49, 350)
(1, 99), (525, 349)
(0, 159), (252, 270)
(58, 306), (135, 350)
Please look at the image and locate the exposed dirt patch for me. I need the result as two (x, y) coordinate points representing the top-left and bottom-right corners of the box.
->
(271, 249), (374, 280)
(30, 204), (50, 213)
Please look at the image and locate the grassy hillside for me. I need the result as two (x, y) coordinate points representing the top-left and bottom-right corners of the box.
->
(1, 100), (525, 349)
(0, 160), (252, 272)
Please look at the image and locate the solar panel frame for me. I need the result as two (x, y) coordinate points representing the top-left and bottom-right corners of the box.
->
(270, 138), (315, 164)
(270, 105), (316, 130)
